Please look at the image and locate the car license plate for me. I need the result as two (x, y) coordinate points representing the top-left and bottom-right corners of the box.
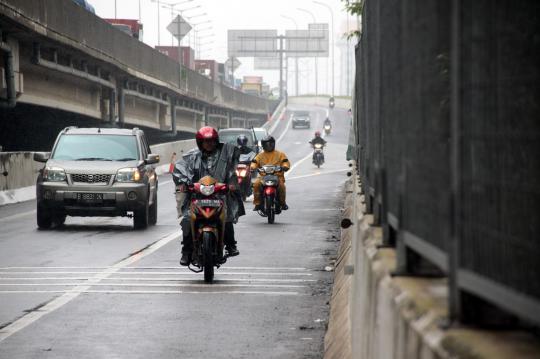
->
(76, 193), (103, 202)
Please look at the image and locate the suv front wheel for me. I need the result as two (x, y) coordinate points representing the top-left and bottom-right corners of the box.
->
(133, 201), (149, 229)
(37, 204), (53, 229)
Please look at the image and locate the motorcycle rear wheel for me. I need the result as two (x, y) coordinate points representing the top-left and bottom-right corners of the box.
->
(202, 232), (215, 283)
(266, 197), (275, 224)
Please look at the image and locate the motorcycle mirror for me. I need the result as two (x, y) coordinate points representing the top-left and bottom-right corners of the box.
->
(341, 218), (354, 229)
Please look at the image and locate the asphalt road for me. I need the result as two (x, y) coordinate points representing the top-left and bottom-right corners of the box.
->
(0, 104), (351, 358)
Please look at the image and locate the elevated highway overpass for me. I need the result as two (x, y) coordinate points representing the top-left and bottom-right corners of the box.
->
(0, 0), (275, 150)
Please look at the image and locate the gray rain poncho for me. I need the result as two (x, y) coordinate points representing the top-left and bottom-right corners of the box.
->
(172, 142), (245, 223)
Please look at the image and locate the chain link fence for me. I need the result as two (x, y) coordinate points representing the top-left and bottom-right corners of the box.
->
(353, 0), (540, 326)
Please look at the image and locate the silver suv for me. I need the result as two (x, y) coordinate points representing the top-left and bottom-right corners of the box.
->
(34, 127), (159, 229)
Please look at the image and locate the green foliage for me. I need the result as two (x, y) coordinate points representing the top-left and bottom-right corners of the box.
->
(342, 0), (363, 16)
(342, 0), (363, 39)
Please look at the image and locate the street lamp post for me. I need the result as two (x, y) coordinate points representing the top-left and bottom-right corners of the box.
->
(281, 14), (299, 96)
(313, 1), (334, 97)
(297, 8), (319, 97)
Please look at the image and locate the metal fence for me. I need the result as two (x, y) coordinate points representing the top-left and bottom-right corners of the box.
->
(353, 0), (540, 326)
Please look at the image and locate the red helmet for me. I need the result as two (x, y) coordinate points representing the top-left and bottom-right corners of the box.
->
(315, 131), (321, 137)
(196, 126), (219, 150)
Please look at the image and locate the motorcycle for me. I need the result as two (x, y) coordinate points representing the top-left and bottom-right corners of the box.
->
(312, 143), (325, 168)
(256, 165), (282, 224)
(187, 175), (229, 283)
(324, 123), (332, 135)
(329, 97), (335, 109)
(236, 153), (255, 201)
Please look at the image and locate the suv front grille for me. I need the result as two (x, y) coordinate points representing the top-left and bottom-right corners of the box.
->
(70, 174), (112, 184)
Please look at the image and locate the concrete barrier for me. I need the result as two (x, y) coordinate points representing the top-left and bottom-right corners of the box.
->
(0, 139), (197, 205)
(324, 171), (540, 359)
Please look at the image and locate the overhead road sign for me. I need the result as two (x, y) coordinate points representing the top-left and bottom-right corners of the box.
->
(228, 30), (278, 58)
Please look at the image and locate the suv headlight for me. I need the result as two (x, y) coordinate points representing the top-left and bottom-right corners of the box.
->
(43, 167), (66, 182)
(116, 168), (142, 182)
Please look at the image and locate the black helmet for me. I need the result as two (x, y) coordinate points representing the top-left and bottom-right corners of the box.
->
(237, 134), (248, 147)
(261, 135), (276, 152)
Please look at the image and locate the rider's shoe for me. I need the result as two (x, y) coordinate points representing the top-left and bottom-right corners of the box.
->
(281, 203), (289, 211)
(179, 252), (191, 266)
(226, 245), (240, 257)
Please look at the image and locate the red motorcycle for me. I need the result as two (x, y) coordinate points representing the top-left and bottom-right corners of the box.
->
(188, 175), (228, 283)
(235, 163), (252, 201)
(256, 165), (283, 224)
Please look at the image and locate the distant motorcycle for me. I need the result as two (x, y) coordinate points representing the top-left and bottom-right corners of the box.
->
(324, 123), (332, 135)
(236, 153), (255, 201)
(329, 97), (335, 109)
(256, 165), (283, 224)
(187, 175), (229, 283)
(312, 143), (325, 168)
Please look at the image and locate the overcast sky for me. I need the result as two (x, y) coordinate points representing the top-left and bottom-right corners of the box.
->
(88, 0), (357, 95)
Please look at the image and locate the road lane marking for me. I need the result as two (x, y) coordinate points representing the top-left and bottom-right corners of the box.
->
(0, 290), (302, 296)
(285, 152), (313, 177)
(275, 114), (294, 144)
(287, 169), (349, 181)
(0, 210), (36, 224)
(0, 230), (180, 342)
(0, 271), (313, 276)
(0, 277), (316, 283)
(0, 283), (306, 289)
(0, 266), (309, 271)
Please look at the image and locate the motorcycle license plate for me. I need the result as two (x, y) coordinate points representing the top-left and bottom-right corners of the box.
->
(76, 193), (103, 202)
(196, 199), (221, 207)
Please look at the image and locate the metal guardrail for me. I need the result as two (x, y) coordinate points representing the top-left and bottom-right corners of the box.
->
(353, 0), (540, 327)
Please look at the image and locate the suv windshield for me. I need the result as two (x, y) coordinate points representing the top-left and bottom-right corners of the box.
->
(52, 134), (139, 161)
(253, 129), (267, 141)
(219, 131), (254, 146)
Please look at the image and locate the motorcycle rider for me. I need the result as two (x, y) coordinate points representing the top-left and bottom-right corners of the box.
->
(251, 136), (290, 212)
(237, 135), (256, 157)
(173, 126), (245, 266)
(323, 117), (332, 129)
(309, 131), (327, 163)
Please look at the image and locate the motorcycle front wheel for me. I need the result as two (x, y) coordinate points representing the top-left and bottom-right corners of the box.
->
(202, 232), (215, 283)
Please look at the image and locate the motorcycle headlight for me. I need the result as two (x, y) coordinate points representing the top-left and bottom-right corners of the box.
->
(324, 125), (331, 129)
(239, 169), (247, 177)
(43, 167), (66, 182)
(265, 180), (276, 186)
(315, 144), (323, 149)
(116, 168), (142, 182)
(200, 184), (215, 196)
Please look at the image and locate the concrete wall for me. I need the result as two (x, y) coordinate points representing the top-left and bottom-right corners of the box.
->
(326, 173), (540, 359)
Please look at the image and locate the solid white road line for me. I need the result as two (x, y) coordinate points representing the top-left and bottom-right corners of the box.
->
(0, 230), (180, 342)
(287, 169), (349, 181)
(0, 290), (302, 296)
(0, 266), (309, 271)
(0, 271), (313, 276)
(0, 282), (305, 289)
(0, 277), (316, 283)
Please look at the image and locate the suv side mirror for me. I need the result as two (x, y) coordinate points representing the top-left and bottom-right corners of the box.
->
(34, 152), (50, 163)
(145, 154), (160, 165)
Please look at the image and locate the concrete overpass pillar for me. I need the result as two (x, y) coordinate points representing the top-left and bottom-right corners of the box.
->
(228, 112), (232, 129)
(170, 98), (177, 136)
(204, 107), (208, 126)
(109, 89), (116, 125)
(117, 86), (125, 128)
